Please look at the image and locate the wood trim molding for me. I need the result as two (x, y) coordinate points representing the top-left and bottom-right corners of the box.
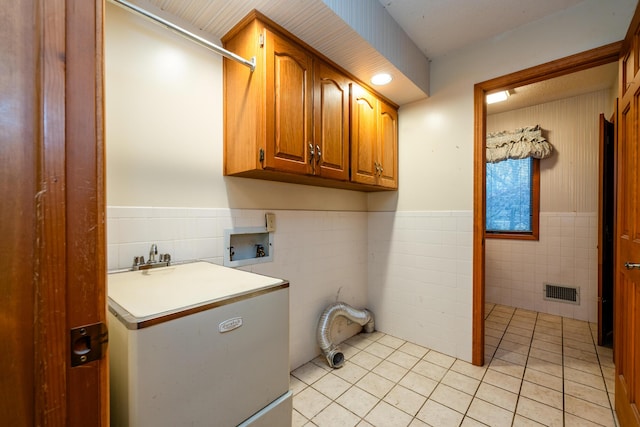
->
(478, 41), (622, 93)
(472, 41), (622, 366)
(485, 158), (541, 241)
(65, 0), (108, 424)
(472, 83), (486, 366)
(36, 0), (68, 422)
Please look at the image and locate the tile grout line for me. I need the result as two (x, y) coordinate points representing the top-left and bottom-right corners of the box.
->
(487, 305), (518, 426)
(306, 332), (436, 426)
(508, 309), (537, 427)
(292, 306), (618, 427)
(469, 304), (522, 426)
(596, 330), (618, 425)
(561, 316), (566, 427)
(588, 320), (618, 426)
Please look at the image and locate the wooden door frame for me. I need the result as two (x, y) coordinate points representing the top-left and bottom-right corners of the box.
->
(65, 1), (108, 423)
(598, 113), (616, 346)
(472, 42), (622, 366)
(1, 0), (107, 424)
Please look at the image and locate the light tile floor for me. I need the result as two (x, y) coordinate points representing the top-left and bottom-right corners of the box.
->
(291, 304), (617, 426)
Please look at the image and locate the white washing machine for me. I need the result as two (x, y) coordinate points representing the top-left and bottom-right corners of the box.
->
(108, 261), (292, 427)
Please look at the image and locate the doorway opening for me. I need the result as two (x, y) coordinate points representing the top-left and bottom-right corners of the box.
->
(472, 42), (622, 366)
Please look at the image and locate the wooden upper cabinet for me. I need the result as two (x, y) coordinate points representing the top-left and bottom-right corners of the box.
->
(264, 28), (313, 174)
(377, 99), (398, 188)
(222, 10), (397, 191)
(351, 83), (398, 189)
(351, 84), (378, 185)
(314, 60), (350, 181)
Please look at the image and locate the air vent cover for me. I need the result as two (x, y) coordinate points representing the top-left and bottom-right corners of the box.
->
(544, 283), (580, 305)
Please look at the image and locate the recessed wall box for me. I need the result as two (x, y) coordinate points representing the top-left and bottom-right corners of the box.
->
(224, 227), (273, 267)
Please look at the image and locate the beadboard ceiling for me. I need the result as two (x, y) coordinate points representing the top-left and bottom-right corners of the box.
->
(115, 0), (616, 106)
(488, 61), (619, 115)
(118, 0), (429, 105)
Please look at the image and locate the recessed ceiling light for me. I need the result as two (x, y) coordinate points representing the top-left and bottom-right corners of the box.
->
(371, 73), (393, 86)
(486, 90), (510, 104)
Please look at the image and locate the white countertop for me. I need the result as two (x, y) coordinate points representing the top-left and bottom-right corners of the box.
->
(108, 261), (285, 321)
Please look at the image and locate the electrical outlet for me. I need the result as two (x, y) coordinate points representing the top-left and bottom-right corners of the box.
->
(265, 213), (276, 232)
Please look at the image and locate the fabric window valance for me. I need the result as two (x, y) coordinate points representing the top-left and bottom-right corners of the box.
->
(486, 125), (553, 163)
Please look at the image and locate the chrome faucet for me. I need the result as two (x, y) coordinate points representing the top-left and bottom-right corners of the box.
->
(149, 243), (158, 263)
(131, 243), (171, 271)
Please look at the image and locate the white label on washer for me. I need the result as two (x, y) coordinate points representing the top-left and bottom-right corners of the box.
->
(218, 317), (243, 333)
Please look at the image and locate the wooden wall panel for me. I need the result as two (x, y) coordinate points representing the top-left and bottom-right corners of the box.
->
(487, 88), (613, 214)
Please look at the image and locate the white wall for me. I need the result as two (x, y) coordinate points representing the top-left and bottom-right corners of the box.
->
(105, 3), (368, 370)
(105, 2), (367, 211)
(488, 89), (613, 213)
(107, 207), (368, 370)
(366, 0), (635, 362)
(485, 88), (613, 322)
(370, 0), (635, 213)
(484, 90), (611, 322)
(106, 0), (636, 367)
(486, 213), (598, 321)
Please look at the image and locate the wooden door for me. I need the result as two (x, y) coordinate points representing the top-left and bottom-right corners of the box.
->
(377, 99), (399, 189)
(351, 83), (378, 185)
(265, 29), (313, 174)
(2, 2), (39, 423)
(615, 3), (640, 425)
(599, 114), (615, 347)
(314, 60), (350, 180)
(1, 0), (107, 425)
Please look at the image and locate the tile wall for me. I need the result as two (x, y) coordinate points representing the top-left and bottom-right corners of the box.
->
(485, 212), (598, 322)
(107, 206), (368, 370)
(367, 211), (474, 362)
(107, 207), (477, 367)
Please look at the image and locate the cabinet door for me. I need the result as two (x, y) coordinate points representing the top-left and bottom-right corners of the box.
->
(350, 83), (378, 185)
(314, 60), (350, 180)
(264, 29), (313, 174)
(377, 99), (398, 189)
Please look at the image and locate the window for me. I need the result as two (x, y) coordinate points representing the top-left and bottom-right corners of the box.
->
(485, 157), (539, 240)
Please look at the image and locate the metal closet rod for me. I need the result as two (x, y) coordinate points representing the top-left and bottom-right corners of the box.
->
(113, 0), (256, 71)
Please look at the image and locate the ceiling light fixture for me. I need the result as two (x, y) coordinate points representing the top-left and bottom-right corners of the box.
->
(486, 90), (510, 104)
(371, 73), (393, 86)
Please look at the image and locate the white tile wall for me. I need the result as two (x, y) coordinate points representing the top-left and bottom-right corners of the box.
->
(107, 207), (477, 367)
(367, 211), (474, 362)
(113, 207), (600, 365)
(485, 212), (598, 322)
(107, 206), (369, 370)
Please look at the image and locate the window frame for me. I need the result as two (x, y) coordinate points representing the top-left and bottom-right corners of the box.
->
(485, 157), (540, 241)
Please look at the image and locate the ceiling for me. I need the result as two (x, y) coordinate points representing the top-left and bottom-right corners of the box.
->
(115, 0), (621, 107)
(487, 61), (619, 115)
(379, 0), (584, 60)
(379, 0), (619, 112)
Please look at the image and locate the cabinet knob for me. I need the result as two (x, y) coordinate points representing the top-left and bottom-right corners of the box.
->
(316, 145), (321, 163)
(309, 142), (315, 163)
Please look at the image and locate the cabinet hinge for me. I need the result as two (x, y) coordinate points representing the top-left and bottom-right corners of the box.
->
(259, 32), (265, 48)
(259, 148), (265, 163)
(70, 322), (108, 367)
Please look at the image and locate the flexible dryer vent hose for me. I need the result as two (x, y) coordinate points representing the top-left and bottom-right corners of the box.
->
(316, 302), (375, 368)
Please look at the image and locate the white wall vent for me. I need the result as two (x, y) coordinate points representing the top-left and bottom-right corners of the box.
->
(544, 283), (580, 305)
